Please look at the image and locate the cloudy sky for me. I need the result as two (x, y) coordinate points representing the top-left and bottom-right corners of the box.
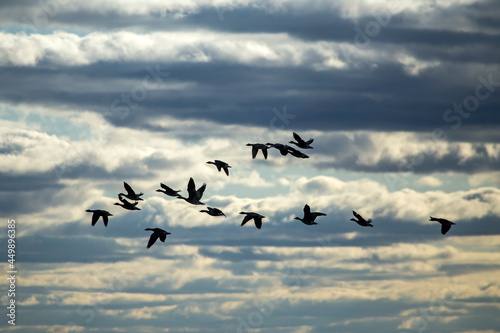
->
(1, 0), (500, 332)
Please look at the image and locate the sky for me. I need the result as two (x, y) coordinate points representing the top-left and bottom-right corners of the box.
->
(1, 0), (500, 332)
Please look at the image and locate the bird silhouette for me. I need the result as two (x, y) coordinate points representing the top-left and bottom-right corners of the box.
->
(114, 196), (141, 211)
(286, 146), (309, 159)
(430, 216), (455, 235)
(144, 228), (171, 248)
(119, 182), (144, 201)
(289, 132), (314, 149)
(86, 209), (112, 227)
(350, 210), (373, 227)
(246, 143), (270, 159)
(178, 177), (206, 205)
(240, 212), (265, 229)
(207, 160), (231, 176)
(200, 207), (226, 217)
(266, 143), (290, 156)
(295, 204), (326, 225)
(156, 183), (181, 197)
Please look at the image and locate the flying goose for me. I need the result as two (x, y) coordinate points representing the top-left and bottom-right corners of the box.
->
(266, 143), (290, 156)
(289, 132), (314, 149)
(156, 183), (181, 197)
(144, 228), (171, 248)
(86, 209), (113, 227)
(430, 216), (455, 235)
(350, 210), (373, 227)
(178, 177), (206, 205)
(295, 204), (326, 225)
(200, 207), (226, 217)
(240, 212), (265, 229)
(114, 196), (141, 211)
(246, 143), (270, 159)
(286, 146), (309, 159)
(207, 160), (231, 176)
(119, 182), (144, 201)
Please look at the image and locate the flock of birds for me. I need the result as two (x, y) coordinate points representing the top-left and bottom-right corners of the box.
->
(86, 132), (456, 248)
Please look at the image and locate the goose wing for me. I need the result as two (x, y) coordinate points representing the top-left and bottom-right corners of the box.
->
(187, 178), (197, 200)
(102, 214), (109, 227)
(196, 183), (206, 200)
(352, 210), (364, 222)
(251, 145), (258, 159)
(241, 214), (253, 226)
(254, 217), (263, 229)
(293, 132), (304, 144)
(123, 182), (136, 196)
(91, 212), (100, 226)
(262, 147), (268, 159)
(159, 231), (167, 242)
(441, 223), (452, 235)
(303, 204), (312, 220)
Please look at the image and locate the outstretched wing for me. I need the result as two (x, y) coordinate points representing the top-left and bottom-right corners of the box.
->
(262, 147), (268, 159)
(241, 215), (252, 226)
(91, 212), (99, 226)
(303, 204), (312, 219)
(441, 223), (452, 235)
(223, 165), (229, 176)
(254, 217), (263, 229)
(305, 138), (314, 145)
(187, 177), (196, 198)
(293, 132), (303, 144)
(102, 214), (109, 227)
(197, 183), (207, 200)
(124, 182), (135, 196)
(251, 146), (258, 159)
(147, 233), (159, 248)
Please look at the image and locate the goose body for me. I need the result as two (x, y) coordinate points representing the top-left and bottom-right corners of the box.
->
(114, 196), (141, 210)
(289, 132), (314, 149)
(295, 204), (326, 225)
(430, 216), (455, 235)
(200, 207), (226, 217)
(144, 228), (171, 248)
(246, 143), (270, 159)
(207, 160), (231, 176)
(86, 209), (112, 227)
(240, 211), (265, 229)
(178, 177), (206, 205)
(156, 183), (181, 197)
(119, 182), (144, 201)
(350, 210), (373, 227)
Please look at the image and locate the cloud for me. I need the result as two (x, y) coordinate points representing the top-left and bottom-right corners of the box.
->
(415, 175), (443, 187)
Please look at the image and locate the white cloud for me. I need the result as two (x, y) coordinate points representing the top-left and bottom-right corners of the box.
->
(415, 175), (443, 187)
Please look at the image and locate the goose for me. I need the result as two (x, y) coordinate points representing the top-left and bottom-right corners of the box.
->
(156, 183), (181, 197)
(200, 207), (226, 217)
(246, 143), (270, 159)
(119, 182), (144, 201)
(286, 146), (309, 159)
(114, 196), (141, 211)
(207, 160), (231, 176)
(294, 204), (326, 225)
(266, 143), (290, 156)
(86, 209), (113, 227)
(178, 177), (206, 205)
(240, 211), (265, 229)
(350, 210), (373, 227)
(289, 132), (314, 149)
(144, 228), (171, 248)
(430, 216), (455, 235)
